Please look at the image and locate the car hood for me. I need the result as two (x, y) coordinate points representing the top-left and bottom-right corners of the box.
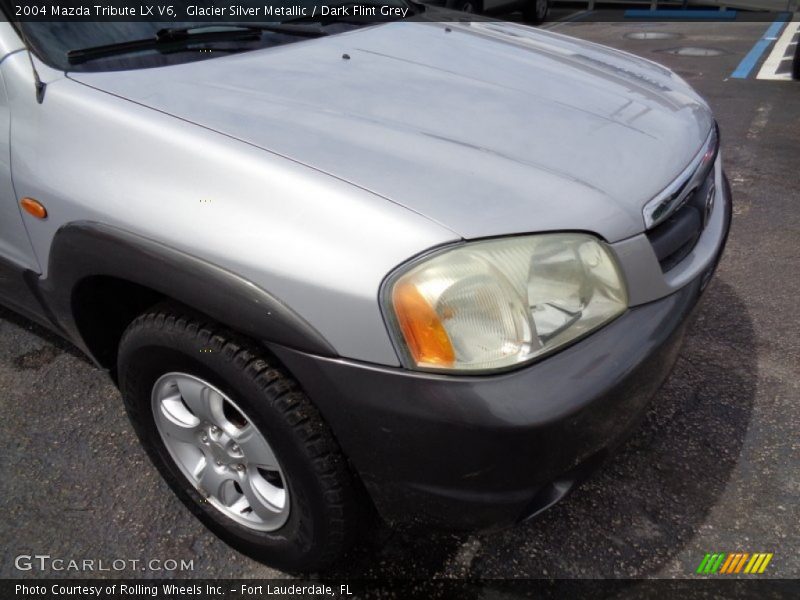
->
(70, 19), (714, 242)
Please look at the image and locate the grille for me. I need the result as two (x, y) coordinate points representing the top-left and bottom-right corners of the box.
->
(647, 170), (715, 273)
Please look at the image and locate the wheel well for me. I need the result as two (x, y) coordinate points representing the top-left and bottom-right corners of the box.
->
(71, 276), (164, 374)
(70, 275), (380, 527)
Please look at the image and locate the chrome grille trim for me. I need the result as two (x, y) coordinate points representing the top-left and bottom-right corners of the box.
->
(642, 124), (719, 230)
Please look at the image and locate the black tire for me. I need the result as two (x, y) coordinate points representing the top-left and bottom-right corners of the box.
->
(523, 0), (549, 24)
(793, 37), (800, 81)
(117, 304), (363, 572)
(448, 0), (481, 14)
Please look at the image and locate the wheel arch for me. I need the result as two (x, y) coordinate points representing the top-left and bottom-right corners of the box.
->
(40, 221), (336, 374)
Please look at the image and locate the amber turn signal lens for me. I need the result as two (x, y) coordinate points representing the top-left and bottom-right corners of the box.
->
(20, 197), (47, 219)
(392, 281), (455, 368)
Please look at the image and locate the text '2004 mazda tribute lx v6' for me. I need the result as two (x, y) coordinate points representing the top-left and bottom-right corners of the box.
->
(0, 4), (730, 571)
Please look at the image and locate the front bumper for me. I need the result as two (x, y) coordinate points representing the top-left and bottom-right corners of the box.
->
(270, 176), (732, 531)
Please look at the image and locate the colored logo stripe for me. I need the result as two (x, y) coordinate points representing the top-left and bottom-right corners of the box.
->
(697, 553), (773, 574)
(745, 553), (773, 574)
(720, 553), (748, 573)
(720, 554), (736, 573)
(697, 553), (725, 574)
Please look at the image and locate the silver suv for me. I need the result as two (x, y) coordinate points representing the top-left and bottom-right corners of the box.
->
(0, 5), (730, 572)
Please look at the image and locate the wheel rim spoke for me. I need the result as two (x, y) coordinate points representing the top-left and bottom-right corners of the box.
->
(228, 495), (250, 513)
(235, 424), (279, 470)
(175, 377), (225, 424)
(156, 394), (201, 444)
(240, 470), (284, 522)
(197, 460), (232, 499)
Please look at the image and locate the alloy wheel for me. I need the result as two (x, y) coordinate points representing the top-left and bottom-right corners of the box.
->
(151, 372), (290, 531)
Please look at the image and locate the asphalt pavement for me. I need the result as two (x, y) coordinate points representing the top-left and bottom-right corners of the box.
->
(1, 14), (798, 582)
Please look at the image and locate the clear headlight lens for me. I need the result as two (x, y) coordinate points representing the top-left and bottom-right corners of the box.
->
(384, 234), (628, 372)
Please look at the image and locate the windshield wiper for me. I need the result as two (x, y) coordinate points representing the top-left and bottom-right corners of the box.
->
(67, 23), (328, 65)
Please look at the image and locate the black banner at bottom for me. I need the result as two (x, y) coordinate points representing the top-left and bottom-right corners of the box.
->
(3, 579), (800, 600)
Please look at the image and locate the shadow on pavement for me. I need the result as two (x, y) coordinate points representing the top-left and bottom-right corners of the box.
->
(0, 304), (92, 367)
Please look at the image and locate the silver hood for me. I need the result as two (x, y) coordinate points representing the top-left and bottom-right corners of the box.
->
(70, 20), (715, 242)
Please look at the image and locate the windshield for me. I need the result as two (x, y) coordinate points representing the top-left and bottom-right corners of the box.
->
(10, 1), (416, 72)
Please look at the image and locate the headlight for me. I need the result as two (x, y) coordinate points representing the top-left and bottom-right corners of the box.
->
(383, 234), (628, 372)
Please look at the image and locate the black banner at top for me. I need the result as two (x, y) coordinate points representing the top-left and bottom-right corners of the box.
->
(8, 1), (427, 22)
(0, 0), (793, 22)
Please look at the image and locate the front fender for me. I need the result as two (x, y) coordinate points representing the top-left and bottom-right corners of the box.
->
(41, 221), (337, 361)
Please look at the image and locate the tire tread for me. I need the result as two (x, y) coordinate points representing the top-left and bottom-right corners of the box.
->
(118, 303), (359, 570)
